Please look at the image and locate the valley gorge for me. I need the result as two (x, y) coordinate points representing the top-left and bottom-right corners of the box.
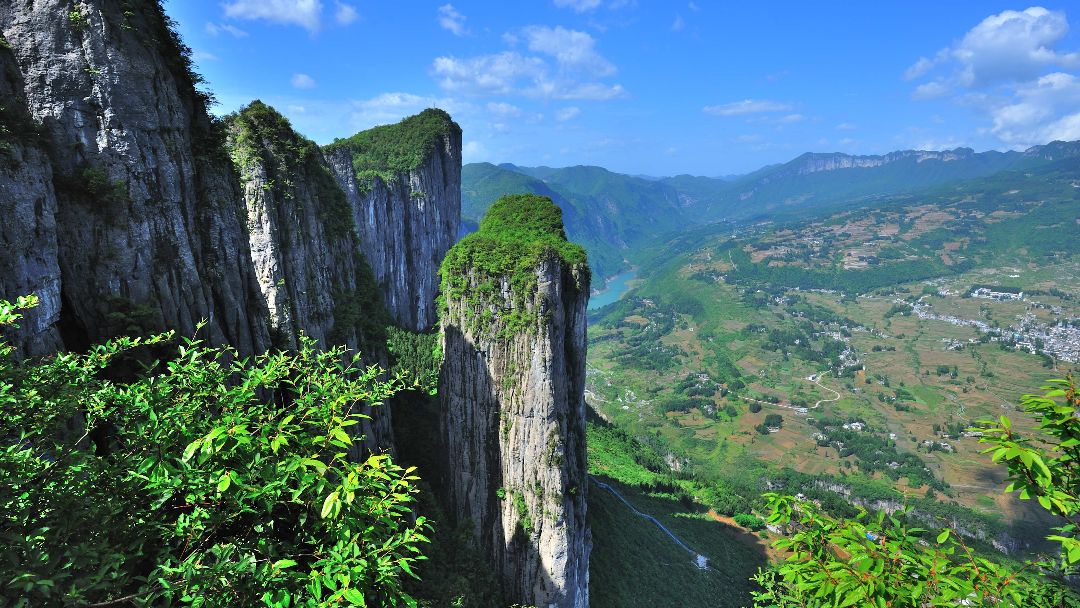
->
(0, 2), (591, 607)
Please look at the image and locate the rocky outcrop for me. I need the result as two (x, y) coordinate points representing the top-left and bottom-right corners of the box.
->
(0, 41), (62, 356)
(225, 101), (385, 353)
(439, 194), (591, 608)
(0, 0), (269, 354)
(783, 148), (975, 177)
(325, 110), (461, 332)
(224, 101), (395, 452)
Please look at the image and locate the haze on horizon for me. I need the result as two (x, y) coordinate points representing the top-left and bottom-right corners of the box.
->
(165, 1), (1080, 176)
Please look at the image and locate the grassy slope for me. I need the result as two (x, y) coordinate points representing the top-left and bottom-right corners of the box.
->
(587, 417), (767, 607)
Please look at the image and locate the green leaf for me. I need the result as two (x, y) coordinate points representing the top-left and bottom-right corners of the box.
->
(321, 491), (339, 519)
(936, 529), (950, 544)
(217, 472), (232, 492)
(272, 559), (298, 570)
(182, 439), (201, 462)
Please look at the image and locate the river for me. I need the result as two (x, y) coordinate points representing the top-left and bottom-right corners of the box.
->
(588, 269), (636, 310)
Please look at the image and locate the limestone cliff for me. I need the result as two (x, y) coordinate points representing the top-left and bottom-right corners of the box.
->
(224, 101), (385, 353)
(224, 101), (396, 452)
(0, 40), (62, 356)
(0, 0), (269, 354)
(439, 195), (591, 608)
(325, 110), (461, 332)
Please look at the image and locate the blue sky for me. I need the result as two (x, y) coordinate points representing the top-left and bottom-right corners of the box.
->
(164, 1), (1080, 176)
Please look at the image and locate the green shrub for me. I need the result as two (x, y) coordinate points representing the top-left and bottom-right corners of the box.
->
(733, 513), (765, 531)
(386, 326), (442, 394)
(0, 297), (428, 606)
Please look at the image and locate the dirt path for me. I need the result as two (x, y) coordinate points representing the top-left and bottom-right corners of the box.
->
(741, 371), (840, 412)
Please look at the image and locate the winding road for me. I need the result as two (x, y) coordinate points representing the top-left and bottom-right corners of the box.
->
(740, 371), (841, 412)
(589, 476), (705, 562)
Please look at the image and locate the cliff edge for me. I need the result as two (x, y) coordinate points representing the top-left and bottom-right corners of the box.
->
(438, 194), (591, 608)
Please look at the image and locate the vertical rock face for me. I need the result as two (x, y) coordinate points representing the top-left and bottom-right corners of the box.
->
(439, 195), (591, 608)
(223, 101), (393, 451)
(0, 0), (269, 353)
(224, 101), (385, 352)
(0, 42), (62, 356)
(325, 109), (461, 332)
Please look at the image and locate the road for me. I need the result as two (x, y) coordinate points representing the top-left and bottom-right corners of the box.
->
(589, 476), (703, 560)
(808, 372), (841, 408)
(740, 371), (840, 412)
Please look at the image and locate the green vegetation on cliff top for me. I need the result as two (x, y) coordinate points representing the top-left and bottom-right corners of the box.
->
(440, 194), (588, 335)
(325, 108), (460, 188)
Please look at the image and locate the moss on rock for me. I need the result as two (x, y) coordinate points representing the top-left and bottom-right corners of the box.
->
(439, 194), (588, 336)
(324, 108), (461, 190)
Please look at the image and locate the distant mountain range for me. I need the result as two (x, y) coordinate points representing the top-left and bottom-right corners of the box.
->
(462, 163), (688, 283)
(461, 141), (1080, 285)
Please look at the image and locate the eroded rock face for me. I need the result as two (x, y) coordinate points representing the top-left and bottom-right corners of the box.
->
(440, 247), (591, 607)
(0, 0), (268, 354)
(0, 43), (62, 356)
(225, 101), (386, 352)
(224, 101), (394, 451)
(325, 126), (461, 332)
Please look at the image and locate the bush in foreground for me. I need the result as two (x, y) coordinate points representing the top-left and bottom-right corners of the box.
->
(0, 296), (428, 607)
(752, 378), (1080, 607)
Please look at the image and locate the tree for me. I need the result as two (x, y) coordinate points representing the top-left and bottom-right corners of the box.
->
(751, 378), (1080, 607)
(0, 296), (429, 606)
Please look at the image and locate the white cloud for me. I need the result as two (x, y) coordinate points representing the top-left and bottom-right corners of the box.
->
(486, 102), (522, 117)
(906, 6), (1080, 147)
(688, 2), (700, 11)
(462, 140), (487, 161)
(990, 72), (1080, 146)
(703, 99), (793, 116)
(434, 52), (546, 96)
(205, 22), (249, 38)
(519, 26), (616, 76)
(348, 92), (469, 131)
(291, 73), (317, 89)
(912, 80), (950, 100)
(223, 0), (324, 32)
(953, 7), (1079, 87)
(835, 122), (857, 131)
(432, 28), (625, 100)
(904, 56), (934, 80)
(192, 50), (219, 62)
(909, 7), (1080, 88)
(777, 113), (804, 124)
(553, 0), (603, 12)
(335, 2), (359, 25)
(438, 4), (468, 36)
(556, 106), (581, 121)
(671, 15), (685, 32)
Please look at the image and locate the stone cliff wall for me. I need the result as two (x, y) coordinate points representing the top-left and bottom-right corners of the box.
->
(0, 42), (62, 356)
(224, 101), (386, 353)
(439, 195), (591, 608)
(224, 101), (396, 451)
(325, 111), (461, 332)
(0, 0), (269, 354)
